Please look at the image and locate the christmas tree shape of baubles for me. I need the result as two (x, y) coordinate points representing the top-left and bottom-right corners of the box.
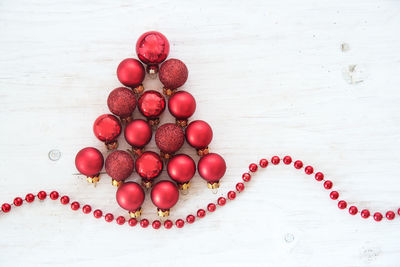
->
(74, 31), (226, 219)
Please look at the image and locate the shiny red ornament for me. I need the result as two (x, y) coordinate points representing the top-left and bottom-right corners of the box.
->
(185, 120), (213, 156)
(198, 153), (226, 189)
(105, 213), (114, 222)
(107, 87), (137, 122)
(151, 180), (179, 216)
(236, 182), (245, 192)
(82, 205), (92, 214)
(136, 31), (169, 73)
(207, 203), (216, 212)
(242, 172), (251, 182)
(135, 151), (163, 188)
(338, 200), (347, 209)
(168, 91), (196, 126)
(167, 154), (196, 189)
(75, 147), (104, 183)
(155, 123), (184, 158)
(93, 114), (122, 150)
(138, 90), (166, 125)
(249, 163), (258, 172)
(105, 150), (134, 186)
(116, 182), (145, 217)
(324, 180), (333, 189)
(128, 218), (138, 227)
(124, 119), (152, 154)
(294, 160), (303, 169)
(330, 191), (339, 200)
(116, 58), (145, 92)
(159, 58), (188, 93)
(227, 191), (236, 200)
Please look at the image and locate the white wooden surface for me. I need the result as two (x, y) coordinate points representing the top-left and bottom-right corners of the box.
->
(1, 0), (400, 266)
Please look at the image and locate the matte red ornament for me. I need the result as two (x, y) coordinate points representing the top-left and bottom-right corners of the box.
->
(93, 114), (121, 150)
(167, 154), (196, 190)
(159, 59), (188, 95)
(185, 120), (213, 156)
(135, 151), (163, 188)
(198, 153), (226, 189)
(136, 31), (169, 73)
(105, 150), (134, 186)
(124, 119), (152, 155)
(168, 91), (196, 127)
(155, 123), (184, 158)
(107, 87), (137, 122)
(116, 58), (145, 93)
(116, 182), (145, 218)
(75, 147), (104, 184)
(137, 90), (166, 126)
(151, 180), (179, 217)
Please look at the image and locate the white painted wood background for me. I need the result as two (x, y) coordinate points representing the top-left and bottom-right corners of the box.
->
(0, 0), (399, 266)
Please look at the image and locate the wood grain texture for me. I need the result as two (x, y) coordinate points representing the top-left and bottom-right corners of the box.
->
(1, 0), (400, 266)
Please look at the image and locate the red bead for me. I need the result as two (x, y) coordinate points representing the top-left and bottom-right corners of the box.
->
(197, 209), (206, 218)
(140, 219), (149, 228)
(93, 114), (122, 144)
(50, 191), (59, 200)
(1, 203), (11, 213)
(105, 150), (134, 183)
(242, 173), (251, 182)
(128, 218), (137, 227)
(349, 206), (358, 215)
(82, 205), (92, 214)
(185, 120), (213, 150)
(217, 197), (226, 206)
(155, 123), (185, 154)
(136, 31), (170, 66)
(236, 183), (245, 192)
(283, 156), (292, 165)
(164, 220), (173, 229)
(373, 212), (383, 222)
(13, 197), (23, 206)
(186, 214), (195, 224)
(138, 90), (166, 119)
(116, 216), (126, 225)
(361, 209), (370, 219)
(71, 202), (80, 211)
(75, 147), (104, 177)
(60, 196), (70, 205)
(167, 154), (196, 185)
(249, 163), (258, 172)
(116, 182), (145, 212)
(259, 159), (268, 168)
(398, 208), (400, 216)
(160, 59), (189, 90)
(25, 193), (35, 203)
(338, 200), (347, 209)
(330, 191), (339, 200)
(37, 191), (47, 200)
(105, 213), (114, 222)
(93, 209), (103, 218)
(107, 87), (137, 119)
(124, 119), (152, 149)
(271, 156), (280, 165)
(294, 160), (303, 169)
(304, 166), (314, 175)
(324, 180), (333, 189)
(198, 153), (226, 185)
(386, 211), (395, 220)
(315, 172), (324, 181)
(116, 58), (145, 88)
(168, 91), (196, 120)
(228, 191), (236, 200)
(207, 203), (216, 212)
(152, 220), (161, 229)
(151, 180), (179, 210)
(176, 219), (185, 228)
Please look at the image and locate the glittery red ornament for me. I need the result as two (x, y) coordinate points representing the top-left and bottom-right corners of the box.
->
(167, 154), (196, 190)
(135, 151), (163, 188)
(124, 119), (152, 154)
(155, 123), (184, 158)
(198, 153), (226, 189)
(107, 87), (137, 122)
(168, 91), (196, 126)
(116, 182), (145, 217)
(75, 147), (104, 183)
(185, 120), (213, 156)
(93, 114), (122, 150)
(105, 150), (134, 186)
(116, 58), (145, 92)
(136, 31), (169, 73)
(138, 90), (166, 125)
(159, 59), (188, 94)
(151, 180), (179, 217)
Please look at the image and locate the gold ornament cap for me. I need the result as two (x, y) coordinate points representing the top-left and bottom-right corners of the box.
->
(121, 116), (133, 124)
(197, 147), (209, 157)
(163, 87), (176, 97)
(178, 182), (191, 190)
(129, 208), (142, 218)
(86, 175), (100, 184)
(160, 151), (173, 160)
(142, 180), (152, 189)
(133, 84), (144, 95)
(207, 181), (220, 189)
(157, 208), (170, 217)
(147, 118), (160, 127)
(106, 140), (118, 151)
(176, 119), (188, 128)
(112, 179), (123, 187)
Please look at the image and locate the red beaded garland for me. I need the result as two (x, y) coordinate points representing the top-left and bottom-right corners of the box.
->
(50, 191), (59, 200)
(82, 205), (92, 214)
(217, 197), (226, 206)
(197, 209), (206, 218)
(140, 219), (149, 228)
(186, 214), (195, 224)
(386, 211), (395, 220)
(361, 209), (370, 219)
(315, 172), (324, 181)
(259, 159), (268, 168)
(93, 209), (103, 218)
(271, 156), (280, 165)
(294, 160), (303, 169)
(324, 180), (333, 190)
(116, 216), (126, 225)
(37, 191), (47, 200)
(373, 212), (383, 222)
(105, 213), (114, 222)
(338, 200), (347, 209)
(304, 166), (313, 175)
(207, 203), (216, 212)
(349, 206), (358, 215)
(283, 156), (292, 165)
(242, 173), (251, 182)
(13, 197), (23, 206)
(25, 193), (35, 203)
(152, 220), (161, 229)
(330, 191), (339, 200)
(236, 183), (245, 192)
(176, 219), (185, 228)
(128, 218), (138, 227)
(60, 196), (70, 205)
(249, 163), (258, 172)
(227, 191), (236, 200)
(71, 202), (80, 211)
(1, 203), (11, 213)
(398, 208), (400, 216)
(164, 220), (173, 229)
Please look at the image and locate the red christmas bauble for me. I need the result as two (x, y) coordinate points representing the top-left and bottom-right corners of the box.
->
(138, 90), (166, 119)
(168, 91), (196, 120)
(107, 87), (137, 119)
(93, 114), (122, 143)
(167, 154), (196, 184)
(116, 182), (145, 212)
(151, 180), (179, 210)
(159, 59), (188, 90)
(135, 151), (163, 180)
(136, 31), (169, 66)
(75, 147), (104, 177)
(198, 153), (226, 183)
(155, 123), (184, 154)
(105, 150), (134, 182)
(117, 58), (145, 88)
(124, 119), (152, 148)
(185, 120), (213, 149)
